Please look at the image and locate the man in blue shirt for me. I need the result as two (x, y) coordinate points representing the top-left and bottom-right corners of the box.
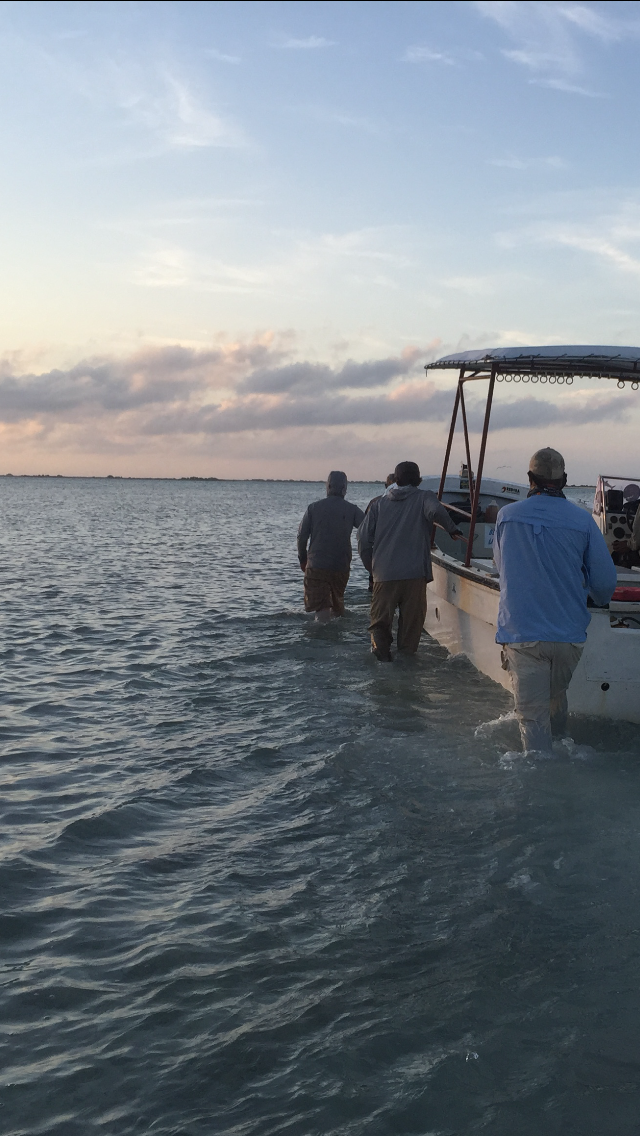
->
(493, 447), (616, 752)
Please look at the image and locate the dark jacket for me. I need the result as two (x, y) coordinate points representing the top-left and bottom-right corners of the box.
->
(297, 472), (365, 572)
(357, 484), (458, 582)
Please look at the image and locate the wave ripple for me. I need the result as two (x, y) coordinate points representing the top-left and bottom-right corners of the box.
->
(1, 479), (640, 1136)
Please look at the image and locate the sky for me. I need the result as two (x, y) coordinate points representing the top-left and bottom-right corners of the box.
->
(2, 0), (640, 481)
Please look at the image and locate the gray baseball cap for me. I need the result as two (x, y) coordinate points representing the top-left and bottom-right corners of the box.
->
(529, 447), (565, 480)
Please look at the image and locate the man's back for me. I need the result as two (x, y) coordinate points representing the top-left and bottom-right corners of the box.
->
(298, 495), (364, 571)
(361, 485), (454, 582)
(494, 495), (616, 643)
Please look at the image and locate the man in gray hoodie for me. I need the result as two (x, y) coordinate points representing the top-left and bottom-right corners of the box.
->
(297, 471), (365, 620)
(358, 461), (462, 659)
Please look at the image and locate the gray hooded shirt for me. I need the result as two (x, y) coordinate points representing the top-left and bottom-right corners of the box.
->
(297, 472), (365, 572)
(357, 484), (458, 582)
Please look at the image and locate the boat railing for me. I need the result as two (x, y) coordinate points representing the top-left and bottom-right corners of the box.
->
(442, 503), (474, 522)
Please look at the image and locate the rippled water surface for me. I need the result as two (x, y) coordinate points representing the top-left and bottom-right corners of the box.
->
(2, 477), (640, 1136)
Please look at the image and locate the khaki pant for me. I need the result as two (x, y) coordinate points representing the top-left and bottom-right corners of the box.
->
(369, 578), (427, 657)
(502, 641), (584, 752)
(304, 567), (350, 614)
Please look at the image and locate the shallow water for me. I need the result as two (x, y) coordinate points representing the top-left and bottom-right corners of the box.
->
(1, 477), (640, 1136)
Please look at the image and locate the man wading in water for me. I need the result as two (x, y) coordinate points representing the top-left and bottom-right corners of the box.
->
(357, 460), (463, 660)
(494, 447), (616, 753)
(297, 471), (364, 621)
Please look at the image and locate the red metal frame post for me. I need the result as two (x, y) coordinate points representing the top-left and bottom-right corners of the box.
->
(437, 368), (464, 500)
(459, 381), (475, 504)
(464, 367), (496, 568)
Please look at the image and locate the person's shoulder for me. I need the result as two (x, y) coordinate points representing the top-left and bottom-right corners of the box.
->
(564, 498), (593, 524)
(497, 498), (527, 520)
(543, 496), (593, 531)
(419, 488), (444, 513)
(498, 494), (592, 529)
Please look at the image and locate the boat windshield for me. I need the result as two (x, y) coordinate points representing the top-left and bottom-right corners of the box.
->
(594, 476), (640, 516)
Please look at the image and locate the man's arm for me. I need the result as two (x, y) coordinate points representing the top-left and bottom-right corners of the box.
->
(584, 518), (618, 606)
(352, 505), (365, 528)
(357, 503), (378, 573)
(297, 508), (311, 570)
(423, 493), (463, 537)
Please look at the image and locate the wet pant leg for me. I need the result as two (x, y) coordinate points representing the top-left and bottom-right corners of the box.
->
(504, 642), (552, 751)
(369, 578), (427, 657)
(304, 568), (350, 614)
(369, 581), (400, 657)
(549, 642), (584, 737)
(504, 641), (583, 752)
(396, 578), (427, 653)
(328, 570), (350, 616)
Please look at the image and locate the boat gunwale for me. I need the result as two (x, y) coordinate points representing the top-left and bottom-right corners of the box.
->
(431, 550), (500, 591)
(431, 550), (613, 619)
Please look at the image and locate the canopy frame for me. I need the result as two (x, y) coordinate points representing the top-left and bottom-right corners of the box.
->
(426, 350), (640, 568)
(433, 368), (496, 566)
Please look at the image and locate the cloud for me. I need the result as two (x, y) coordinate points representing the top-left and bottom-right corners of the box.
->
(502, 200), (640, 280)
(475, 1), (633, 93)
(31, 37), (246, 154)
(482, 392), (631, 430)
(442, 275), (495, 296)
(140, 382), (456, 436)
(238, 350), (422, 395)
(114, 69), (245, 149)
(489, 155), (568, 169)
(0, 340), (634, 454)
(0, 340), (285, 423)
(559, 4), (625, 42)
(550, 232), (640, 276)
(304, 106), (382, 134)
(131, 225), (414, 296)
(403, 45), (455, 64)
(205, 48), (241, 64)
(536, 76), (604, 96)
(275, 36), (335, 49)
(0, 343), (436, 432)
(133, 245), (273, 292)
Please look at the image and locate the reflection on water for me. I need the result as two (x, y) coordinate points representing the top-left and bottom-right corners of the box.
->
(1, 478), (640, 1136)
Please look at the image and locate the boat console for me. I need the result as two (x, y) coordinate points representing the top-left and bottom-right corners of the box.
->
(593, 476), (640, 567)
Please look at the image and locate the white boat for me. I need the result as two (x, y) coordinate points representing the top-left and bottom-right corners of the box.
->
(422, 346), (640, 724)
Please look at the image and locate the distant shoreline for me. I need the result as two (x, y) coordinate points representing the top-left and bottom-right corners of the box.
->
(0, 474), (596, 487)
(0, 474), (385, 483)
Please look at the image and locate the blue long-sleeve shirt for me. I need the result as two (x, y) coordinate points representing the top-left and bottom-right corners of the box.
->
(493, 494), (617, 644)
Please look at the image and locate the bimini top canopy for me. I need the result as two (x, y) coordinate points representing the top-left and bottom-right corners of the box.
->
(427, 345), (640, 385)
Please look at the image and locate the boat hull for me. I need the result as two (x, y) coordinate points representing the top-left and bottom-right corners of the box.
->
(426, 558), (640, 724)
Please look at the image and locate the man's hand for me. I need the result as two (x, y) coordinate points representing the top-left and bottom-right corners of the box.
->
(451, 529), (466, 542)
(299, 559), (307, 572)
